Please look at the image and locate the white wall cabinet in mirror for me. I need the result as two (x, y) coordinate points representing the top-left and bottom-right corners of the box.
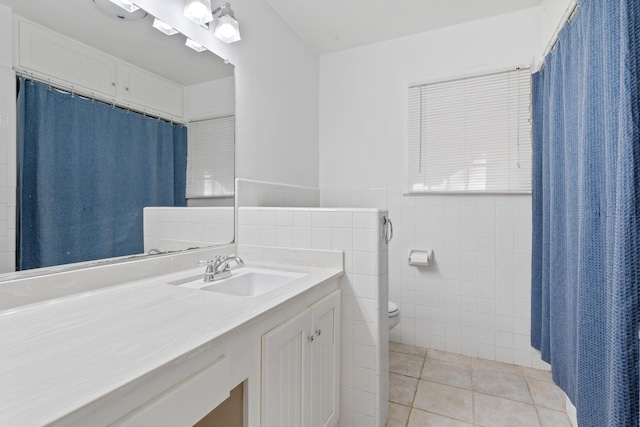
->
(15, 18), (185, 121)
(0, 0), (235, 276)
(119, 63), (183, 119)
(16, 19), (117, 99)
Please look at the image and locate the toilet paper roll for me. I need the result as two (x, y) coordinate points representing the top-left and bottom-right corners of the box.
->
(408, 249), (433, 266)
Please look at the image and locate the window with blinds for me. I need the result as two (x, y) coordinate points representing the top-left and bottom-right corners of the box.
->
(407, 67), (532, 193)
(186, 115), (235, 198)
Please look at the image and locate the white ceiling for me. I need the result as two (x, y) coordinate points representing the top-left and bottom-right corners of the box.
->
(0, 0), (234, 86)
(264, 0), (543, 53)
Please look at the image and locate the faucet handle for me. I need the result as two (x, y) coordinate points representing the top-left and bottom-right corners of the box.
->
(199, 258), (221, 273)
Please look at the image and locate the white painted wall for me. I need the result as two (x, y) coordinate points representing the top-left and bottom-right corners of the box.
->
(135, 0), (320, 189)
(319, 7), (540, 189)
(540, 0), (576, 54)
(184, 75), (235, 121)
(236, 178), (319, 208)
(318, 8), (548, 368)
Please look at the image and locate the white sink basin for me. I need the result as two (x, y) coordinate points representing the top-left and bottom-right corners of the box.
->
(170, 267), (305, 297)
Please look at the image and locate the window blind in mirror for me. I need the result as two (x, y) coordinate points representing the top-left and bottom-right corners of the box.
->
(187, 115), (235, 198)
(407, 68), (532, 193)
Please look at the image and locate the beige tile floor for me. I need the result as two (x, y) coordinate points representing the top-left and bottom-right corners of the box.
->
(387, 342), (573, 427)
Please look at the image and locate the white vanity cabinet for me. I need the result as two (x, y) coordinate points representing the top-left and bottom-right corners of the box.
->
(261, 290), (340, 427)
(0, 242), (345, 426)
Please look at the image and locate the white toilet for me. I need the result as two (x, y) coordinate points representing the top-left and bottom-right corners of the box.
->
(388, 301), (400, 330)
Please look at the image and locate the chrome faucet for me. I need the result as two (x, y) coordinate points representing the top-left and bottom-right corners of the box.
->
(199, 255), (244, 282)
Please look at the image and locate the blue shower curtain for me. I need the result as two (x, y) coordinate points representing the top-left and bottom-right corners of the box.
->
(531, 0), (639, 425)
(17, 79), (187, 270)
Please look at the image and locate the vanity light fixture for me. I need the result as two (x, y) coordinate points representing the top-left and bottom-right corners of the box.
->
(106, 0), (139, 13)
(184, 0), (214, 26)
(185, 37), (207, 52)
(152, 18), (179, 35)
(213, 3), (241, 44)
(183, 0), (241, 44)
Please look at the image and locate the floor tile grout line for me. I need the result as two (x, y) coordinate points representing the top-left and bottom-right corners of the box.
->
(472, 368), (476, 426)
(390, 371), (473, 395)
(403, 349), (429, 427)
(522, 368), (546, 426)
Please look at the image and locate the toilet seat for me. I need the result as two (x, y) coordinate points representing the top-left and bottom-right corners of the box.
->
(388, 301), (400, 330)
(388, 301), (399, 316)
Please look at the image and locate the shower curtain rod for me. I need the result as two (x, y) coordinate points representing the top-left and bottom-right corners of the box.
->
(535, 0), (579, 72)
(14, 69), (186, 125)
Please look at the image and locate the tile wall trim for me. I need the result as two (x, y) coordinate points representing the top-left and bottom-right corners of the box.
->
(143, 207), (234, 252)
(0, 66), (16, 274)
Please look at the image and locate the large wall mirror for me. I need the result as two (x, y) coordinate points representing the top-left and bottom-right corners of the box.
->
(0, 0), (235, 277)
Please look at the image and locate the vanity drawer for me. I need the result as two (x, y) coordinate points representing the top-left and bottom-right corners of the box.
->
(111, 355), (232, 427)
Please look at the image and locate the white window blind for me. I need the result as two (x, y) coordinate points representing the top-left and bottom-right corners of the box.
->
(407, 68), (532, 193)
(187, 115), (235, 198)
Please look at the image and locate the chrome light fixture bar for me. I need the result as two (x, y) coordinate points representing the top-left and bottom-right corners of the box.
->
(184, 0), (214, 26)
(152, 18), (178, 35)
(213, 2), (240, 44)
(106, 0), (139, 13)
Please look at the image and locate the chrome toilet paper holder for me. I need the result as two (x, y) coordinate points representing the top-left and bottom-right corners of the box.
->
(408, 249), (434, 266)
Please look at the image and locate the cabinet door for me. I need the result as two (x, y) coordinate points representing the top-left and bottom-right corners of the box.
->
(119, 64), (184, 119)
(17, 19), (117, 98)
(310, 291), (340, 427)
(262, 309), (312, 427)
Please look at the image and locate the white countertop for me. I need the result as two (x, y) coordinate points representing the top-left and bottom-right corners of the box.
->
(0, 262), (342, 426)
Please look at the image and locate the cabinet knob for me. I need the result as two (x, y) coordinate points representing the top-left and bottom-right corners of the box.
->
(308, 335), (314, 342)
(315, 329), (322, 336)
(125, 87), (129, 91)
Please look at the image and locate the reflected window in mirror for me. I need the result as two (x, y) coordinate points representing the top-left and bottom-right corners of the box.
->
(187, 116), (235, 200)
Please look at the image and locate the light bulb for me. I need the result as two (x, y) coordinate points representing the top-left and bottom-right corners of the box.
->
(183, 0), (213, 25)
(214, 14), (241, 43)
(187, 2), (207, 19)
(216, 22), (235, 39)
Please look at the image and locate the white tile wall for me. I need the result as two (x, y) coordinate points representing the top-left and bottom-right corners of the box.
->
(0, 66), (16, 274)
(322, 188), (549, 370)
(236, 178), (320, 207)
(143, 207), (234, 252)
(238, 207), (389, 427)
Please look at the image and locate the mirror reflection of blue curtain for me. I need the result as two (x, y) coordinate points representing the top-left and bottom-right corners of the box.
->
(17, 79), (187, 270)
(531, 0), (639, 425)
